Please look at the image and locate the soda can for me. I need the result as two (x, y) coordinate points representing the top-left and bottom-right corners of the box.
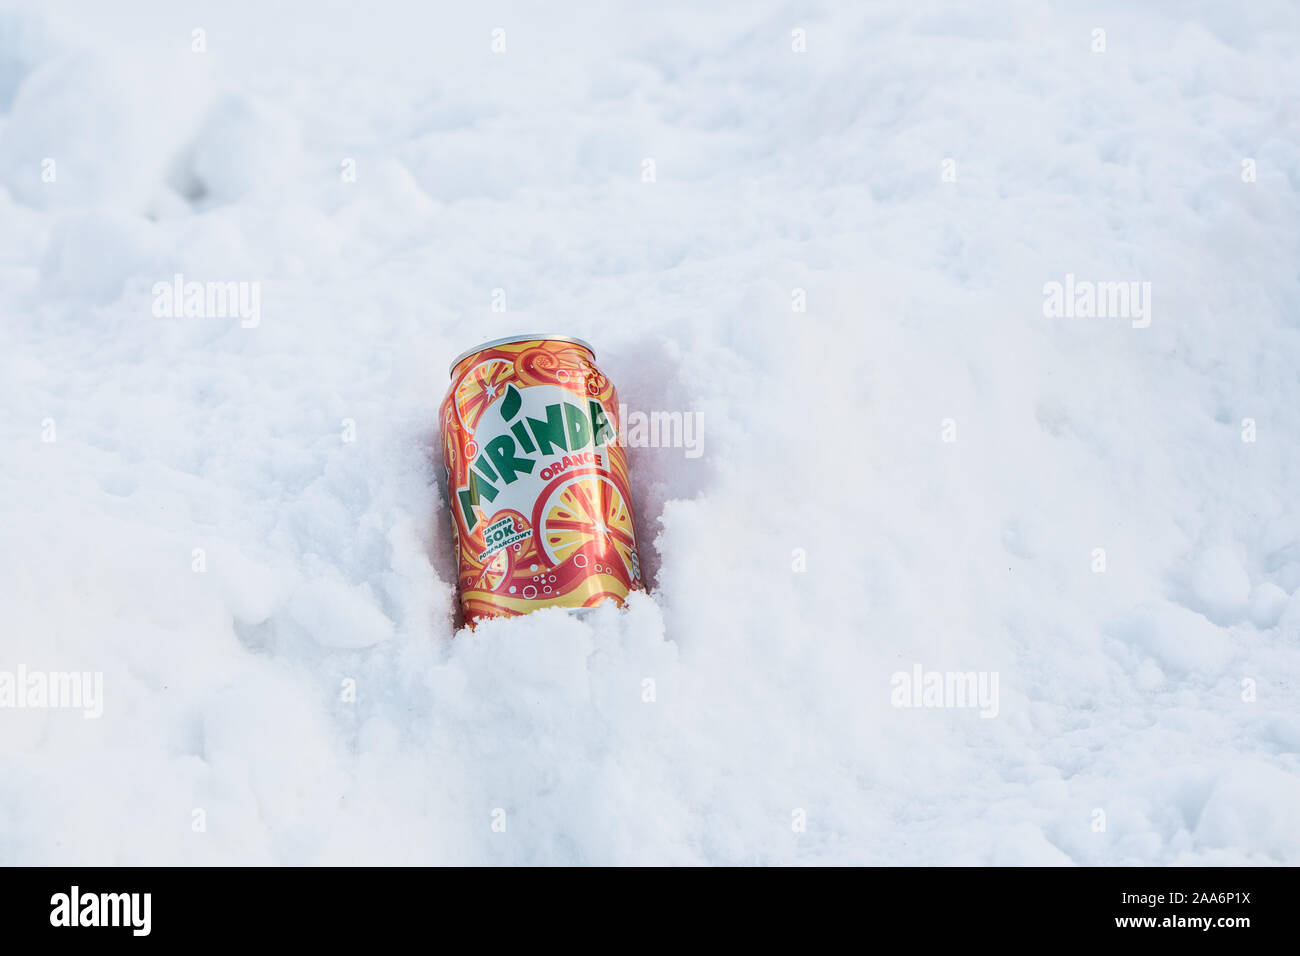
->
(440, 333), (644, 624)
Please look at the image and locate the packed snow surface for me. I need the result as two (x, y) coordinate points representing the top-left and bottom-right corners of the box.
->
(1, 0), (1299, 864)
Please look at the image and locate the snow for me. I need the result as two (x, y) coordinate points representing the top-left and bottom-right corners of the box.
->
(1, 0), (1299, 864)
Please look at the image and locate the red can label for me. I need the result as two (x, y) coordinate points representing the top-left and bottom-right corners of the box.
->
(440, 337), (643, 624)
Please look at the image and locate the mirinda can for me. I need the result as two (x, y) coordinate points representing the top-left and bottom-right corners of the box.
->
(441, 334), (644, 625)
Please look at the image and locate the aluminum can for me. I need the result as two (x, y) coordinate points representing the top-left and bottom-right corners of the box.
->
(441, 334), (643, 624)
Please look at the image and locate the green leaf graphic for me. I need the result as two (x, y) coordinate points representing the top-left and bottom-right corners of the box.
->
(501, 383), (522, 421)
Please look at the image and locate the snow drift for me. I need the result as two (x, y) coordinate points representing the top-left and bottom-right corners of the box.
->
(1, 0), (1298, 864)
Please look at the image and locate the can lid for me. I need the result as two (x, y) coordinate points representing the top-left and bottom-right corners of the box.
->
(448, 333), (596, 377)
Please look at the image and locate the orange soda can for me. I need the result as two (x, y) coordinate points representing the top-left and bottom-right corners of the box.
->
(440, 334), (644, 625)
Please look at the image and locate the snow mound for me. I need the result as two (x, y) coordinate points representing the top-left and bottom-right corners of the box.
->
(1, 0), (1298, 864)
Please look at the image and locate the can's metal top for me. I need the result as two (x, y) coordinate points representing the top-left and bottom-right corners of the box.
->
(448, 333), (596, 377)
